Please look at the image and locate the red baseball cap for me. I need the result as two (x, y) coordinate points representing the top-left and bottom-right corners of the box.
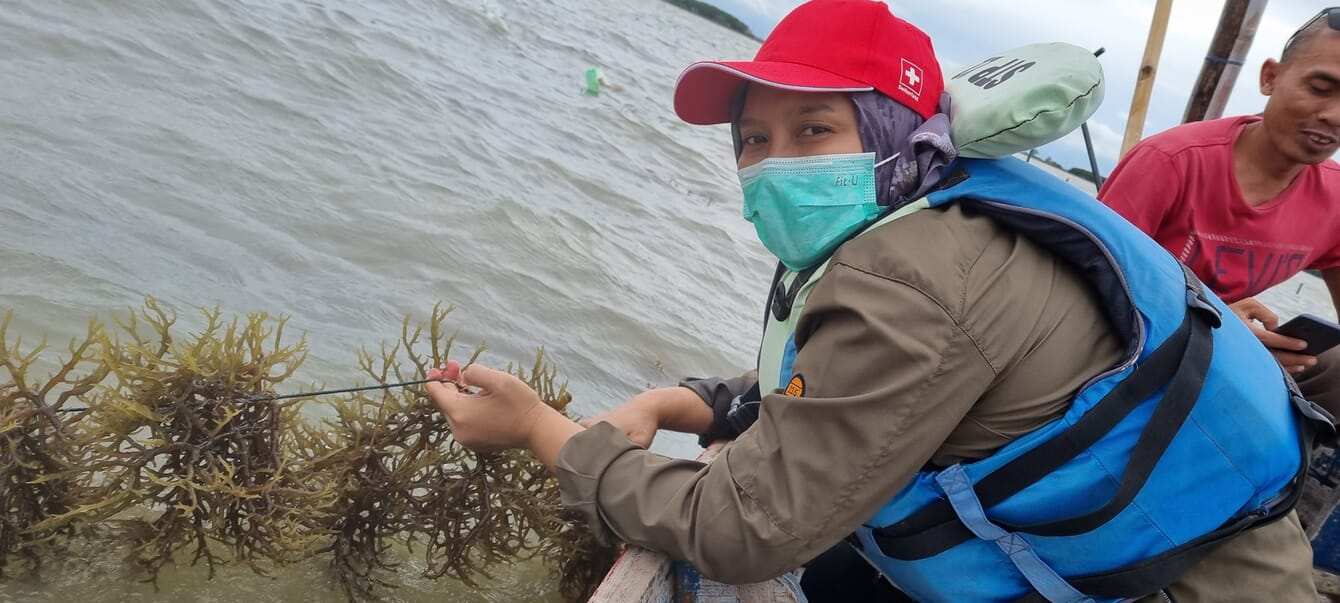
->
(673, 0), (943, 125)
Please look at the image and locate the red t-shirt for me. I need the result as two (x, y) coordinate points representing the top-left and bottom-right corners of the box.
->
(1098, 116), (1340, 302)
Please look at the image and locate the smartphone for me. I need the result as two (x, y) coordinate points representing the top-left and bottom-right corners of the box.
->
(1274, 313), (1340, 357)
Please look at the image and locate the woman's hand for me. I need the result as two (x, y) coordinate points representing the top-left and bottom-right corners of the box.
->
(1229, 297), (1316, 373)
(579, 390), (667, 448)
(426, 360), (578, 462)
(580, 387), (714, 448)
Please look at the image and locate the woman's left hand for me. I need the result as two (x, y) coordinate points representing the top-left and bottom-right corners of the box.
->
(426, 360), (550, 453)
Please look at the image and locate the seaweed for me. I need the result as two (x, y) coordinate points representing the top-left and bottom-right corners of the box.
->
(0, 312), (105, 578)
(298, 304), (612, 600)
(50, 299), (324, 583)
(508, 351), (621, 602)
(0, 299), (618, 601)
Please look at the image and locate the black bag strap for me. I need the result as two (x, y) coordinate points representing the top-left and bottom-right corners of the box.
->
(725, 382), (764, 435)
(769, 263), (821, 322)
(755, 261), (820, 370)
(763, 262), (786, 326)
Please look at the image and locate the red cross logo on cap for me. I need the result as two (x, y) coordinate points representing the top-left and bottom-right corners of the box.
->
(899, 58), (924, 101)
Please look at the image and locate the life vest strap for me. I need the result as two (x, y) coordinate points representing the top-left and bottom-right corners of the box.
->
(1009, 484), (1296, 602)
(936, 464), (1096, 603)
(871, 313), (1199, 558)
(872, 265), (1215, 556)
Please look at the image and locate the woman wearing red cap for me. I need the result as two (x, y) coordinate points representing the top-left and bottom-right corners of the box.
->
(427, 1), (1319, 601)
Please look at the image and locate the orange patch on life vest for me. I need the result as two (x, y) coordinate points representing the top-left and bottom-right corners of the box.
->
(784, 375), (805, 397)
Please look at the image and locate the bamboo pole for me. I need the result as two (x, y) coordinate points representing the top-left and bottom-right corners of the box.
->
(1121, 0), (1176, 158)
(1184, 0), (1268, 123)
(1205, 0), (1267, 120)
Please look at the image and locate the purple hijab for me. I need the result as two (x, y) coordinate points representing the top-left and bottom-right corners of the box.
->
(851, 90), (957, 209)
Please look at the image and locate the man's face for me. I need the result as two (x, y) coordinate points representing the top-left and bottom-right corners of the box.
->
(1260, 30), (1340, 164)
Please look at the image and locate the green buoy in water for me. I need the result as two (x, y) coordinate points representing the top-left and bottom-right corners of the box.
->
(584, 67), (601, 97)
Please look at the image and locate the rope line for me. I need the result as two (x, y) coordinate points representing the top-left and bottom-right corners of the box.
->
(47, 378), (467, 414)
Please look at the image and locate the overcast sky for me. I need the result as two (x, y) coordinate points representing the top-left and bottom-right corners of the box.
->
(705, 0), (1324, 174)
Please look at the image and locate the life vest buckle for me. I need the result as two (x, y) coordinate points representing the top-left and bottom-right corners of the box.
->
(1180, 264), (1222, 328)
(1184, 289), (1222, 328)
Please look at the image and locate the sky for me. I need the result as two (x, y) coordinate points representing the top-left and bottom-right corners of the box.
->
(704, 0), (1324, 175)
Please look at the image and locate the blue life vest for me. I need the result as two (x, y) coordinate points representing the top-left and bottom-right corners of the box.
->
(753, 157), (1331, 602)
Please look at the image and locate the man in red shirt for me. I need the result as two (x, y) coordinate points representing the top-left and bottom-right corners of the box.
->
(1099, 8), (1340, 536)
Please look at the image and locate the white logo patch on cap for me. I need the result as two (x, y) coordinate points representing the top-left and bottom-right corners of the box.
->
(899, 58), (924, 101)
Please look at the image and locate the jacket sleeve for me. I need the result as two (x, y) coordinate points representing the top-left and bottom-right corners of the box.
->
(553, 262), (998, 584)
(1096, 143), (1183, 236)
(679, 372), (759, 447)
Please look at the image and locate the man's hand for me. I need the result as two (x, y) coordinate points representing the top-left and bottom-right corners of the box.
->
(1228, 297), (1316, 373)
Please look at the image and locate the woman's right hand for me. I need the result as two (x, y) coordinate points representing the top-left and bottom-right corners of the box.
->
(580, 387), (713, 448)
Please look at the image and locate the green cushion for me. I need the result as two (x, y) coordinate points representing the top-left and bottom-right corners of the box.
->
(945, 43), (1105, 159)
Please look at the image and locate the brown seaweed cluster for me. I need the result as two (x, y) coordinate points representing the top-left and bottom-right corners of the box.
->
(0, 313), (107, 578)
(0, 299), (619, 601)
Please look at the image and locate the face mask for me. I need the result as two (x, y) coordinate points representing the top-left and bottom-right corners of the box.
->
(739, 152), (895, 271)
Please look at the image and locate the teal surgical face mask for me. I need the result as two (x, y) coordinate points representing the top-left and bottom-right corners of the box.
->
(739, 152), (896, 271)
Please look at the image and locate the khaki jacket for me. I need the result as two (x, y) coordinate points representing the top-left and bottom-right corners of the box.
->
(556, 204), (1317, 601)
